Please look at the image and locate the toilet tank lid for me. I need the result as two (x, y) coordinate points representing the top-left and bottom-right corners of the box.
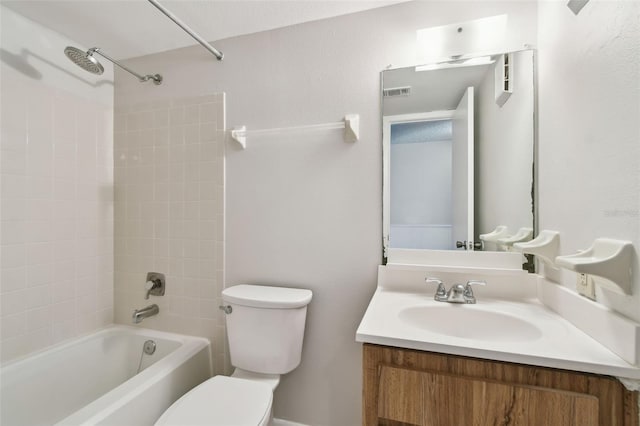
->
(223, 285), (312, 309)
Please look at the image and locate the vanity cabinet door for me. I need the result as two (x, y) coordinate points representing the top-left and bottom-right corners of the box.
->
(422, 370), (599, 425)
(377, 366), (424, 425)
(376, 365), (598, 426)
(364, 344), (638, 426)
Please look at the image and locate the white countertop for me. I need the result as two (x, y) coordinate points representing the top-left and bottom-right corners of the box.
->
(356, 287), (640, 381)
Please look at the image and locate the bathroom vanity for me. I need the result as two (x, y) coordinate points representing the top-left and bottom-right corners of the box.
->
(370, 42), (640, 425)
(363, 344), (637, 425)
(357, 266), (640, 426)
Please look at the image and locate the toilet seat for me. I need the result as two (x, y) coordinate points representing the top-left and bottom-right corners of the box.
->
(155, 376), (273, 426)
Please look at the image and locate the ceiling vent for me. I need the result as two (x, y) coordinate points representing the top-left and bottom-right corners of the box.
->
(383, 86), (411, 97)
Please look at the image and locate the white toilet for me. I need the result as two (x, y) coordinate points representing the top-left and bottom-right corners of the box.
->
(155, 284), (313, 426)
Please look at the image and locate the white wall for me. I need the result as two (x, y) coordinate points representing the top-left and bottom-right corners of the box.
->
(537, 0), (640, 321)
(476, 49), (535, 239)
(115, 2), (537, 425)
(0, 6), (114, 363)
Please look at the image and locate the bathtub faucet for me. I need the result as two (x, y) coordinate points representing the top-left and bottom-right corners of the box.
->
(132, 304), (159, 324)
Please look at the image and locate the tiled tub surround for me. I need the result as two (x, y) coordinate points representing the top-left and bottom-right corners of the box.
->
(0, 84), (114, 362)
(113, 94), (226, 373)
(0, 3), (115, 362)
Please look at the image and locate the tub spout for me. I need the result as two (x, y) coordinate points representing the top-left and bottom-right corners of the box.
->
(132, 304), (159, 324)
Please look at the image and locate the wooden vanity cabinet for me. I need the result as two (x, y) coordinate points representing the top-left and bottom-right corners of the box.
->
(363, 344), (639, 426)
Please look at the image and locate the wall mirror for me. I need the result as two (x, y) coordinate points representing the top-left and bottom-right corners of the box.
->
(382, 49), (536, 263)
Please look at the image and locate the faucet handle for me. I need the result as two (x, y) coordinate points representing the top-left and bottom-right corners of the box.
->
(145, 279), (159, 300)
(464, 280), (486, 298)
(144, 272), (166, 299)
(425, 277), (447, 301)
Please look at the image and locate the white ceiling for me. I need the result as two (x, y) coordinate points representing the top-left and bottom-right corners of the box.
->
(2, 0), (407, 60)
(383, 63), (491, 115)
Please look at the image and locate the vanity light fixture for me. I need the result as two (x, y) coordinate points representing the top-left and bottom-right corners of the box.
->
(415, 55), (495, 72)
(416, 15), (507, 64)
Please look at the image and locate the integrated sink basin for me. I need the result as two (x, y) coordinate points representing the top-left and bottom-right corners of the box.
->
(355, 265), (640, 381)
(398, 304), (543, 342)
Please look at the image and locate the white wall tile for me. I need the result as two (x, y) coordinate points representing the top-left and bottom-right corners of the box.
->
(26, 199), (52, 221)
(25, 221), (54, 243)
(26, 143), (54, 177)
(1, 245), (26, 269)
(51, 299), (76, 323)
(2, 313), (27, 340)
(52, 319), (77, 344)
(0, 8), (114, 363)
(1, 290), (27, 317)
(184, 124), (199, 144)
(51, 280), (75, 303)
(0, 335), (29, 363)
(1, 199), (26, 222)
(24, 284), (52, 309)
(0, 267), (23, 293)
(1, 174), (26, 199)
(154, 109), (169, 128)
(154, 129), (169, 147)
(26, 88), (53, 146)
(169, 107), (185, 127)
(27, 306), (53, 331)
(1, 147), (27, 174)
(26, 263), (53, 287)
(199, 123), (217, 142)
(114, 95), (225, 373)
(198, 103), (216, 124)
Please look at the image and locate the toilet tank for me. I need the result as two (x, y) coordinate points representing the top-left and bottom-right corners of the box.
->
(222, 285), (312, 375)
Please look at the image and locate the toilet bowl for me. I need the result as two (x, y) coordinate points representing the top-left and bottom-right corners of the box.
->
(155, 284), (312, 426)
(155, 376), (273, 426)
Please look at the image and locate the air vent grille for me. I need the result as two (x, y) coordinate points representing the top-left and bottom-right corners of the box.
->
(383, 86), (411, 97)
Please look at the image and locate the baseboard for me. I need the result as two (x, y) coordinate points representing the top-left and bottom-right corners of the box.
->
(272, 418), (309, 426)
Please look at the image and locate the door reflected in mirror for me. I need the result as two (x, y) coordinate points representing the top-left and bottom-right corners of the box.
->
(382, 49), (536, 258)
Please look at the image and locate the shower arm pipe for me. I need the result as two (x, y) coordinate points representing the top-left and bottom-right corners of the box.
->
(146, 0), (224, 61)
(89, 48), (162, 84)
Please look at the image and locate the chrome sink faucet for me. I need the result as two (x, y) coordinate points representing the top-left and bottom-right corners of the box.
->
(425, 278), (486, 304)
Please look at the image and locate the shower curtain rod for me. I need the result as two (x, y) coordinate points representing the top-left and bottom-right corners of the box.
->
(147, 0), (224, 61)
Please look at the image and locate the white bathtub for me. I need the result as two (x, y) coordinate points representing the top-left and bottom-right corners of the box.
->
(1, 325), (212, 426)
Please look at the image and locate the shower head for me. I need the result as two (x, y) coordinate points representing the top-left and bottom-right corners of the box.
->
(64, 46), (104, 75)
(63, 46), (162, 85)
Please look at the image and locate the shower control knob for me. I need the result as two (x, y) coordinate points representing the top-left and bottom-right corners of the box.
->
(144, 280), (159, 299)
(144, 272), (166, 299)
